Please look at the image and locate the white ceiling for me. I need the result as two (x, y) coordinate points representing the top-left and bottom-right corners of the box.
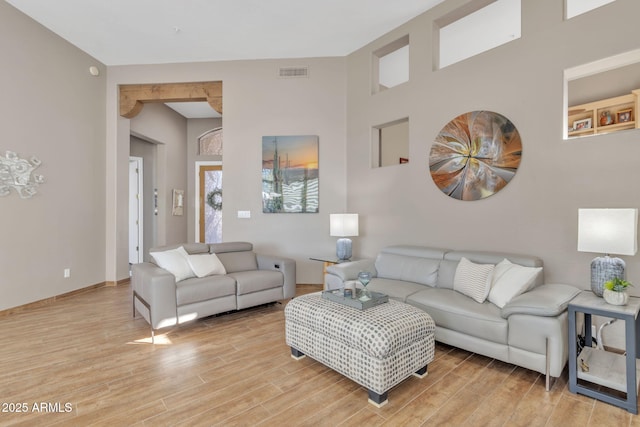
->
(5, 0), (445, 66)
(165, 102), (222, 119)
(6, 0), (445, 118)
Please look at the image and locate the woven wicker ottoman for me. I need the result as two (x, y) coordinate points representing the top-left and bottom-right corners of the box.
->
(284, 292), (435, 407)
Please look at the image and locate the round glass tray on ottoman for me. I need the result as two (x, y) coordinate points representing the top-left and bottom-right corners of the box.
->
(284, 292), (435, 407)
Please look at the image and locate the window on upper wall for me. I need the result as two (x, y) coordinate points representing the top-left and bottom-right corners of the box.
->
(372, 118), (409, 168)
(565, 0), (616, 19)
(436, 0), (521, 69)
(372, 35), (409, 94)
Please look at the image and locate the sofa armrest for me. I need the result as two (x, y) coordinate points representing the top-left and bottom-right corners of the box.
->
(325, 259), (376, 288)
(257, 254), (297, 299)
(131, 262), (179, 329)
(501, 284), (581, 319)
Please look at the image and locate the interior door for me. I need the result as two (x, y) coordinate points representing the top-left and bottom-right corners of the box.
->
(199, 165), (223, 243)
(129, 157), (143, 264)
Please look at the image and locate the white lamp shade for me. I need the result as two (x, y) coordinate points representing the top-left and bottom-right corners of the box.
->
(330, 214), (359, 237)
(578, 208), (638, 256)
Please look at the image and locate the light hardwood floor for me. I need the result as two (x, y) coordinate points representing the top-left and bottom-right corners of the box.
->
(0, 283), (638, 426)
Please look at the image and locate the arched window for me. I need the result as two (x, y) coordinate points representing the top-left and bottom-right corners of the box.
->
(198, 127), (223, 156)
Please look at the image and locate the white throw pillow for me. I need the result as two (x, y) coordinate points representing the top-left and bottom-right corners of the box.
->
(453, 257), (495, 303)
(187, 252), (227, 278)
(150, 246), (195, 282)
(489, 259), (543, 308)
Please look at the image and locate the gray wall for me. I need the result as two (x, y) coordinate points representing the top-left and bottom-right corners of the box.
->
(346, 0), (640, 288)
(0, 1), (106, 310)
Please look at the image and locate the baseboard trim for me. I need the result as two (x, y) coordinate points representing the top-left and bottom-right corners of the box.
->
(106, 277), (132, 287)
(0, 279), (130, 317)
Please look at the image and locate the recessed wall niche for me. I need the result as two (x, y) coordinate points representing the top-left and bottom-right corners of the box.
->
(564, 49), (640, 139)
(372, 118), (409, 168)
(372, 35), (409, 94)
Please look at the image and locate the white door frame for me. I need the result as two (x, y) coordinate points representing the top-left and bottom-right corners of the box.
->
(129, 157), (144, 264)
(195, 161), (222, 242)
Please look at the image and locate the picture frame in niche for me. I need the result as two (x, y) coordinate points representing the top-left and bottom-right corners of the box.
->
(617, 109), (633, 123)
(262, 135), (319, 213)
(172, 189), (184, 216)
(573, 118), (592, 130)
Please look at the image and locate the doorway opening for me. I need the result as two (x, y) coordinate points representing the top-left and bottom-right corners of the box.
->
(129, 157), (144, 264)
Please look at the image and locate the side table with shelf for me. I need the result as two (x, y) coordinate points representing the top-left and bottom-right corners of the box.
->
(309, 256), (357, 289)
(568, 291), (640, 414)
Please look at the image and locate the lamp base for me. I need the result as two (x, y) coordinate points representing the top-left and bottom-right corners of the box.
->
(336, 238), (352, 261)
(590, 255), (626, 297)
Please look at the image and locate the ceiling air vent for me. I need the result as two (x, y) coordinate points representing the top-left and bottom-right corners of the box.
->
(278, 66), (309, 78)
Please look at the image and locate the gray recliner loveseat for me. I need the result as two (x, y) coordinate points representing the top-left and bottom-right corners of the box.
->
(132, 241), (296, 341)
(324, 245), (581, 390)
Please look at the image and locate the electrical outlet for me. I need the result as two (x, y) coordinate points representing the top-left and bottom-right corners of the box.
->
(64, 268), (70, 278)
(237, 210), (251, 219)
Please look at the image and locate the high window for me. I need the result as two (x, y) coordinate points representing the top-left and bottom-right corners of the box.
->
(437, 0), (521, 69)
(372, 35), (409, 93)
(565, 0), (615, 19)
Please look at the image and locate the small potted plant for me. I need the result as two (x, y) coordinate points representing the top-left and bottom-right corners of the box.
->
(602, 278), (632, 306)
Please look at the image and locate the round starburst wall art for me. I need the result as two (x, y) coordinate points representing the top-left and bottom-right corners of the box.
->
(429, 111), (522, 201)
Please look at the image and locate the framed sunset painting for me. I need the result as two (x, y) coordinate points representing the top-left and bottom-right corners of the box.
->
(262, 135), (319, 213)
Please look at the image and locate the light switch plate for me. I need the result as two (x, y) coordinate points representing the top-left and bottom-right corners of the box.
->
(237, 210), (251, 219)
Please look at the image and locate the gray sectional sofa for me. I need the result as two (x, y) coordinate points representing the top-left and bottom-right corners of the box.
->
(132, 241), (295, 340)
(324, 245), (581, 389)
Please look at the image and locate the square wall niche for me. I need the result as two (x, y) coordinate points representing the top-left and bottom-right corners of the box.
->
(372, 118), (409, 168)
(372, 35), (409, 94)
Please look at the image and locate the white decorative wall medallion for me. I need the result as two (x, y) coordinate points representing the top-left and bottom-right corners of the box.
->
(0, 151), (44, 198)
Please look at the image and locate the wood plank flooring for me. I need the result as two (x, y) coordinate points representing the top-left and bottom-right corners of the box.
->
(0, 283), (638, 426)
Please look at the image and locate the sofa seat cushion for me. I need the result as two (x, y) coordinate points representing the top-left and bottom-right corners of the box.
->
(229, 270), (283, 295)
(366, 278), (428, 302)
(176, 275), (236, 306)
(407, 288), (507, 344)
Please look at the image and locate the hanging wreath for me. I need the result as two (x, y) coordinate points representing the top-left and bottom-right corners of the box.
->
(206, 188), (223, 211)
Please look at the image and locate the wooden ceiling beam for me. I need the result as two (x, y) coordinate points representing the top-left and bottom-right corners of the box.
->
(119, 81), (222, 118)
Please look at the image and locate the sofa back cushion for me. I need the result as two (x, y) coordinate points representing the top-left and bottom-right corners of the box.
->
(438, 250), (544, 289)
(375, 253), (441, 286)
(436, 260), (458, 289)
(149, 242), (210, 256)
(210, 241), (258, 273)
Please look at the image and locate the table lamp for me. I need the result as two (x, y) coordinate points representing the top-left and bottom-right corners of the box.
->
(578, 208), (638, 296)
(330, 213), (359, 261)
